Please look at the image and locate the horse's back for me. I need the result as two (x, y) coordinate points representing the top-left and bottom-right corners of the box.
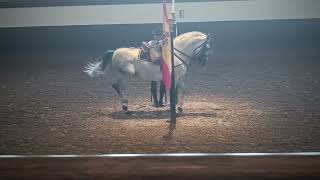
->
(111, 47), (141, 76)
(113, 47), (141, 62)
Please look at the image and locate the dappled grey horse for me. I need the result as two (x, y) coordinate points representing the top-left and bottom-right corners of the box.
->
(84, 31), (213, 113)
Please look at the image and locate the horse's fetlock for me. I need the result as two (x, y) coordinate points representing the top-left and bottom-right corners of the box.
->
(122, 105), (128, 112)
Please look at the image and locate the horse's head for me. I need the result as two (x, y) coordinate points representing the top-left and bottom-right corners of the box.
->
(194, 33), (213, 66)
(174, 31), (213, 67)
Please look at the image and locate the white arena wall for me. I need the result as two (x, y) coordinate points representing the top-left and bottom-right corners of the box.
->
(0, 0), (319, 60)
(0, 0), (320, 28)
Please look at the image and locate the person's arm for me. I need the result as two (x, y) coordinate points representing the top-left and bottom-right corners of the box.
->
(142, 41), (151, 51)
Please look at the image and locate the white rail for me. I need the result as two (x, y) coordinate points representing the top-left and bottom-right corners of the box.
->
(1, 152), (320, 158)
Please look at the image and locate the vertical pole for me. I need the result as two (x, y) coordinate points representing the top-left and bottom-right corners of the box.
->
(172, 0), (177, 37)
(170, 0), (176, 122)
(170, 29), (176, 122)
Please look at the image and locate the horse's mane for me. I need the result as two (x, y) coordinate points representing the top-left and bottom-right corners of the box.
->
(175, 31), (206, 43)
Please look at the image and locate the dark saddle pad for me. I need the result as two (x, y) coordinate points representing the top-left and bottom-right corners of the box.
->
(139, 50), (150, 60)
(139, 48), (162, 68)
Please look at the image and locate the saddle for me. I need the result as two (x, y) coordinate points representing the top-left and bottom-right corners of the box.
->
(139, 41), (162, 65)
(139, 50), (150, 61)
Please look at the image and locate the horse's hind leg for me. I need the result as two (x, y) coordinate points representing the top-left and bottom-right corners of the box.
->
(112, 79), (129, 112)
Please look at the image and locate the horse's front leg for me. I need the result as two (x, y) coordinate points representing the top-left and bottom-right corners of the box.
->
(176, 79), (186, 113)
(112, 79), (129, 112)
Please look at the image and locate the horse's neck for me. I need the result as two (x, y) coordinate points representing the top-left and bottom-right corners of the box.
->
(174, 39), (203, 64)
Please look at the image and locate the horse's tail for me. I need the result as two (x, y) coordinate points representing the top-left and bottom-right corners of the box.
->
(84, 50), (114, 77)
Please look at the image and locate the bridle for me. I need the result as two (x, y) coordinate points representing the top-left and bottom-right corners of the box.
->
(173, 33), (212, 69)
(138, 33), (213, 68)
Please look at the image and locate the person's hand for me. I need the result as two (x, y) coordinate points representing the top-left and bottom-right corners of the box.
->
(142, 41), (151, 49)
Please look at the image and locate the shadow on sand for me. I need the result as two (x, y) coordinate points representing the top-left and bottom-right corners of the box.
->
(89, 110), (218, 141)
(106, 110), (218, 120)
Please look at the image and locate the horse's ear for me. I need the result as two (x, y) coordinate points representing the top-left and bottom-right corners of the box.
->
(206, 33), (211, 40)
(105, 49), (114, 54)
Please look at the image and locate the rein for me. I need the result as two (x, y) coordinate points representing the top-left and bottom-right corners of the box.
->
(173, 48), (189, 68)
(173, 39), (208, 68)
(138, 35), (210, 69)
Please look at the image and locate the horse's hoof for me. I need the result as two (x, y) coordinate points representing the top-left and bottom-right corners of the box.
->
(122, 105), (128, 112)
(178, 107), (183, 113)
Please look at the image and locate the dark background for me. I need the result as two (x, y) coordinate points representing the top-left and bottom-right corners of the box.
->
(1, 19), (320, 59)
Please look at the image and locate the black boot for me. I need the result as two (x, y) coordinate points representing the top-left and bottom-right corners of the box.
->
(151, 81), (159, 107)
(159, 81), (166, 107)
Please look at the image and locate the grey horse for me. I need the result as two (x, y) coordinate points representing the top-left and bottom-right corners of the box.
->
(84, 31), (212, 113)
